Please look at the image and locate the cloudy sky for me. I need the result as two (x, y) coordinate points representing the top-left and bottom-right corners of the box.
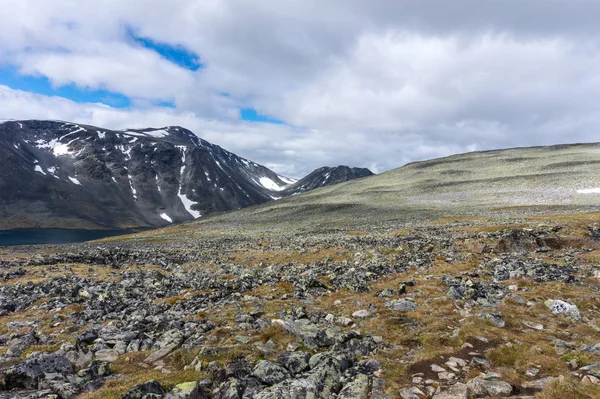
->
(1, 1), (600, 177)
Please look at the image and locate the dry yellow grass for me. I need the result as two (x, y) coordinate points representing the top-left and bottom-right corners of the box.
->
(534, 377), (600, 399)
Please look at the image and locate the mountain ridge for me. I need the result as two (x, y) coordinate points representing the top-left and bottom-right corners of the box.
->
(0, 120), (372, 229)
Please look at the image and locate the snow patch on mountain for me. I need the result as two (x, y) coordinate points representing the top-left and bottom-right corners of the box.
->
(34, 139), (74, 157)
(577, 188), (600, 194)
(259, 176), (288, 191)
(159, 213), (173, 223)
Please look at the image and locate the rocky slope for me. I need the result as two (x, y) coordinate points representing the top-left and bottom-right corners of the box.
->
(0, 120), (371, 230)
(1, 212), (600, 398)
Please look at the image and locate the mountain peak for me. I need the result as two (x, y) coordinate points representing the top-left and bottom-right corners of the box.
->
(0, 120), (371, 229)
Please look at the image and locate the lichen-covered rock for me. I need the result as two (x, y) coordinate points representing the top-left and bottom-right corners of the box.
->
(545, 299), (581, 321)
(121, 379), (165, 399)
(384, 298), (418, 311)
(164, 381), (207, 399)
(277, 352), (311, 375)
(467, 377), (513, 397)
(252, 360), (291, 386)
(338, 373), (372, 399)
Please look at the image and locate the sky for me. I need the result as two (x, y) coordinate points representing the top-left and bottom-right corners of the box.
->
(2, 1), (600, 178)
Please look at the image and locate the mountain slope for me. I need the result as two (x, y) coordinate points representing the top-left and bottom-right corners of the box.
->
(279, 166), (373, 196)
(146, 142), (600, 238)
(0, 120), (370, 229)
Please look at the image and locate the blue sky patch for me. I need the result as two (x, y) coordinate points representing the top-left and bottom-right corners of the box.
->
(126, 27), (203, 71)
(240, 108), (284, 124)
(0, 67), (131, 107)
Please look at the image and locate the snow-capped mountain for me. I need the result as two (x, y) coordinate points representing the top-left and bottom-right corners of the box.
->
(0, 120), (372, 229)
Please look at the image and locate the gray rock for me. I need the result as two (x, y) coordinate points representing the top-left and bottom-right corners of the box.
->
(94, 349), (120, 363)
(467, 377), (513, 397)
(352, 310), (371, 318)
(251, 360), (291, 386)
(522, 377), (558, 391)
(6, 332), (38, 358)
(164, 381), (207, 399)
(121, 379), (165, 399)
(2, 353), (73, 390)
(277, 352), (311, 375)
(145, 329), (185, 363)
(384, 298), (418, 311)
(432, 382), (468, 399)
(338, 373), (372, 399)
(478, 312), (505, 328)
(545, 299), (581, 321)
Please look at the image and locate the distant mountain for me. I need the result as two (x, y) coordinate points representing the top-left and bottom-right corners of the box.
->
(280, 166), (374, 196)
(0, 120), (372, 229)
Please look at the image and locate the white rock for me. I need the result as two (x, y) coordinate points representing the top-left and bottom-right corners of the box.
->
(352, 310), (370, 318)
(431, 364), (446, 373)
(522, 320), (544, 330)
(545, 299), (581, 321)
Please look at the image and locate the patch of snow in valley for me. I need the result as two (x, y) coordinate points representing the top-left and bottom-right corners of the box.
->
(159, 213), (173, 223)
(47, 166), (59, 179)
(178, 191), (201, 218)
(97, 131), (106, 139)
(17, 122), (22, 128)
(177, 146), (201, 218)
(122, 131), (145, 138)
(35, 139), (74, 156)
(123, 129), (169, 139)
(68, 176), (81, 185)
(12, 142), (19, 149)
(34, 165), (46, 175)
(128, 175), (137, 200)
(155, 174), (161, 192)
(577, 188), (600, 194)
(111, 177), (117, 183)
(144, 129), (169, 138)
(259, 176), (288, 191)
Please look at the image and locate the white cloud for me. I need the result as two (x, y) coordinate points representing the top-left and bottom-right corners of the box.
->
(3, 1), (600, 177)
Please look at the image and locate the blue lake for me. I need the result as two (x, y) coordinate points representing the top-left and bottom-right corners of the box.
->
(0, 228), (135, 246)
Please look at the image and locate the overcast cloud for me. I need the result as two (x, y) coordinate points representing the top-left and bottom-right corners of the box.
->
(1, 1), (600, 177)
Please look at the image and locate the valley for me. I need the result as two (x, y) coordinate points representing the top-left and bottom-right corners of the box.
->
(0, 138), (599, 398)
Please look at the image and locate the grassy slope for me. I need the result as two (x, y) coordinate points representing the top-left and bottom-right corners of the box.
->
(105, 142), (600, 242)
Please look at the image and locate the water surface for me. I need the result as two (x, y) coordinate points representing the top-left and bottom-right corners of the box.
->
(0, 228), (135, 246)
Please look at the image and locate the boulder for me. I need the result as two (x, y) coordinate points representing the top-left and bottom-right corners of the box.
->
(384, 298), (418, 311)
(467, 377), (513, 397)
(432, 383), (468, 399)
(545, 299), (581, 321)
(277, 352), (311, 375)
(2, 353), (73, 390)
(121, 379), (165, 399)
(252, 360), (291, 385)
(164, 381), (208, 399)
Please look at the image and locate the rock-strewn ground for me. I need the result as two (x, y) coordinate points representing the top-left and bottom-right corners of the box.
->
(0, 212), (600, 398)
